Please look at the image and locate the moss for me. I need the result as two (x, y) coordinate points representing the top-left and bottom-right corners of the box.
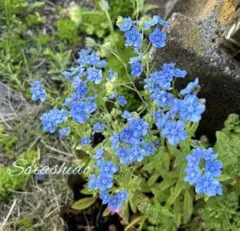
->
(198, 0), (217, 20)
(95, 0), (134, 20)
(168, 14), (203, 57)
(75, 6), (109, 38)
(55, 19), (80, 44)
(218, 0), (235, 23)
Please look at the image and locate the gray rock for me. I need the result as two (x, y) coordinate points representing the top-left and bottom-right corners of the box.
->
(151, 1), (240, 141)
(146, 0), (180, 19)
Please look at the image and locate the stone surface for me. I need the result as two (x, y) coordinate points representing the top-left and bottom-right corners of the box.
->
(151, 0), (240, 142)
(146, 0), (180, 19)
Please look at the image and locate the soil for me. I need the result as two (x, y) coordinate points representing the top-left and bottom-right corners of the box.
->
(62, 174), (124, 231)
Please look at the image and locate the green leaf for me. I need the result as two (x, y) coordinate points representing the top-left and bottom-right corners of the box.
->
(103, 208), (111, 217)
(183, 190), (193, 224)
(122, 202), (130, 221)
(157, 178), (177, 191)
(166, 180), (188, 207)
(218, 174), (231, 182)
(147, 173), (160, 187)
(143, 4), (159, 13)
(129, 196), (137, 213)
(215, 131), (240, 177)
(31, 1), (45, 8)
(72, 196), (97, 211)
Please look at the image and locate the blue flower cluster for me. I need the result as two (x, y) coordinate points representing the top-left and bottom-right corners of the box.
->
(184, 148), (223, 196)
(30, 79), (46, 102)
(111, 118), (155, 165)
(100, 190), (129, 213)
(118, 15), (168, 78)
(88, 118), (154, 212)
(33, 14), (224, 208)
(88, 156), (129, 213)
(145, 63), (205, 146)
(37, 49), (108, 135)
(63, 49), (107, 124)
(40, 108), (68, 133)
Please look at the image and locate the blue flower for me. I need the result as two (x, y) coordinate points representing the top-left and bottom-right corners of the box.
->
(144, 71), (172, 92)
(74, 81), (89, 98)
(130, 145), (145, 162)
(107, 69), (118, 81)
(161, 120), (187, 146)
(119, 127), (139, 145)
(184, 167), (201, 185)
(122, 111), (132, 120)
(149, 28), (167, 48)
(70, 102), (89, 123)
(130, 118), (148, 138)
(143, 15), (168, 30)
(59, 127), (70, 137)
(77, 48), (91, 65)
(108, 190), (129, 213)
(162, 63), (187, 78)
(100, 191), (111, 204)
(131, 62), (143, 77)
(180, 78), (199, 95)
(166, 100), (179, 118)
(81, 137), (91, 145)
(154, 110), (169, 129)
(142, 142), (155, 156)
(76, 49), (107, 68)
(184, 148), (223, 196)
(124, 27), (142, 49)
(185, 150), (201, 166)
(143, 16), (159, 30)
(195, 173), (223, 196)
(86, 97), (97, 113)
(117, 96), (127, 106)
(93, 122), (105, 133)
(178, 94), (205, 122)
(54, 109), (68, 124)
(115, 147), (131, 165)
(30, 79), (46, 102)
(61, 71), (74, 80)
(205, 160), (223, 177)
(40, 108), (68, 133)
(200, 148), (218, 160)
(155, 15), (169, 28)
(94, 148), (105, 159)
(129, 55), (142, 64)
(99, 161), (119, 175)
(98, 174), (113, 191)
(109, 133), (120, 149)
(119, 17), (133, 31)
(70, 98), (97, 123)
(64, 96), (73, 107)
(87, 67), (102, 84)
(88, 174), (98, 190)
(151, 89), (174, 107)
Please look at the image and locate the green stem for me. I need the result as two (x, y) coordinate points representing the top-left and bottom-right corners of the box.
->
(104, 10), (114, 34)
(111, 51), (147, 105)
